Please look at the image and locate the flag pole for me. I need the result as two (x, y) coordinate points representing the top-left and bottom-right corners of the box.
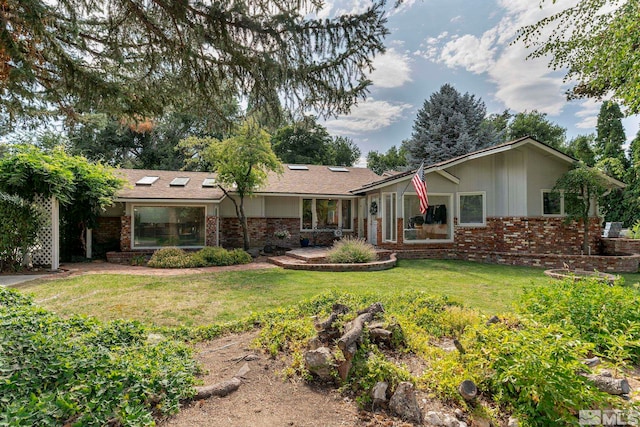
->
(401, 161), (424, 196)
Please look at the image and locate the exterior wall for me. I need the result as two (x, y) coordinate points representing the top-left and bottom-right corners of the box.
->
(265, 196), (299, 217)
(602, 238), (640, 255)
(220, 196), (263, 218)
(525, 147), (571, 216)
(377, 216), (601, 255)
(120, 216), (132, 251)
(94, 217), (121, 244)
(206, 216), (218, 246)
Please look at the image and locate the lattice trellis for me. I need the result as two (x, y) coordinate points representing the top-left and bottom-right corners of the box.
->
(31, 195), (59, 269)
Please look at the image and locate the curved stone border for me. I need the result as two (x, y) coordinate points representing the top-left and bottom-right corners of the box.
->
(269, 253), (397, 272)
(544, 269), (619, 284)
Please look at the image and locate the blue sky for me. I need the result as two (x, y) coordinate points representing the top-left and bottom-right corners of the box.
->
(318, 0), (640, 163)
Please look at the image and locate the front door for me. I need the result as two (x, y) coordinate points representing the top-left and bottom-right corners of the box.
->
(368, 195), (378, 245)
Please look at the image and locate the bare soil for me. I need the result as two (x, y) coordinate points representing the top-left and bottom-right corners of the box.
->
(159, 331), (447, 427)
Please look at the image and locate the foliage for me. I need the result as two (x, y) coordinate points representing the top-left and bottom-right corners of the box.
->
(517, 279), (640, 365)
(1, 0), (387, 127)
(366, 145), (408, 175)
(179, 119), (282, 250)
(553, 164), (608, 253)
(506, 110), (566, 149)
(630, 220), (640, 239)
(274, 229), (292, 240)
(565, 134), (597, 166)
(0, 192), (45, 271)
(401, 84), (500, 168)
(517, 0), (640, 114)
(272, 117), (361, 166)
(596, 101), (628, 167)
(192, 247), (252, 267)
(0, 287), (199, 426)
(326, 236), (377, 264)
(147, 246), (251, 268)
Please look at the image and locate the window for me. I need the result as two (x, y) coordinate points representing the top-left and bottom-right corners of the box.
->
(301, 198), (352, 230)
(136, 176), (159, 185)
(403, 194), (452, 241)
(458, 192), (485, 226)
(382, 193), (397, 242)
(542, 190), (563, 216)
(133, 206), (205, 248)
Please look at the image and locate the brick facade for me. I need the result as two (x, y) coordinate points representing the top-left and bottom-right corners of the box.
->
(378, 216), (601, 255)
(602, 238), (640, 256)
(94, 217), (121, 244)
(219, 217), (357, 249)
(206, 216), (218, 246)
(120, 216), (132, 251)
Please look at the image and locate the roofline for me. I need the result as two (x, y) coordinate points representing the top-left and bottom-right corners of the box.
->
(115, 198), (224, 203)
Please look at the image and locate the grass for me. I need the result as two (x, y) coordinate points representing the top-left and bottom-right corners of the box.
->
(17, 259), (640, 327)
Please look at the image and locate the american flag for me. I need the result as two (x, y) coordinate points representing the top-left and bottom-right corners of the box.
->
(411, 162), (429, 214)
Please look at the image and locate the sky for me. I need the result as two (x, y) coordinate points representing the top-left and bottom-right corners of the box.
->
(317, 0), (640, 165)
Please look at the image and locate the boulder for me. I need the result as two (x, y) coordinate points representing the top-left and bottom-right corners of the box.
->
(389, 382), (422, 424)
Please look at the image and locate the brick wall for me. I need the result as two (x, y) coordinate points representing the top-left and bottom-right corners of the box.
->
(94, 217), (121, 244)
(219, 217), (357, 249)
(120, 216), (132, 251)
(602, 238), (640, 255)
(206, 216), (217, 246)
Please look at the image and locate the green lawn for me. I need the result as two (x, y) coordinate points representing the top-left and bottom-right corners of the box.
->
(17, 259), (640, 327)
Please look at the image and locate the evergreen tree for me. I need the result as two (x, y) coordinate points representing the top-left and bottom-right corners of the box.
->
(507, 110), (566, 149)
(401, 84), (499, 167)
(1, 0), (387, 127)
(595, 101), (628, 166)
(565, 134), (596, 166)
(366, 145), (408, 175)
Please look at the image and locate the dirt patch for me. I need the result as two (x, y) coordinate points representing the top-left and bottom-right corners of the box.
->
(160, 331), (450, 427)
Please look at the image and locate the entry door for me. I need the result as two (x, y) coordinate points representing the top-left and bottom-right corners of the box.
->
(368, 196), (378, 245)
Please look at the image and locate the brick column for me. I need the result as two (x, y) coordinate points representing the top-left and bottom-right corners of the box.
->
(206, 216), (218, 247)
(120, 216), (132, 251)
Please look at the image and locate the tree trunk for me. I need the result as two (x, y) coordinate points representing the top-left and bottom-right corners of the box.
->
(193, 377), (242, 400)
(337, 303), (384, 352)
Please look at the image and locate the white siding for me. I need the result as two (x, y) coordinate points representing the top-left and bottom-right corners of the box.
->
(220, 196), (264, 217)
(265, 196), (300, 217)
(526, 147), (572, 216)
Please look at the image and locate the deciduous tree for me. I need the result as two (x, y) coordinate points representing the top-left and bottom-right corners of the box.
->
(179, 120), (282, 250)
(507, 110), (566, 149)
(366, 145), (408, 175)
(517, 0), (640, 114)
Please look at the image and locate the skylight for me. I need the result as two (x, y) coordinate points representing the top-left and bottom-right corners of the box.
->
(170, 177), (190, 186)
(202, 178), (217, 187)
(136, 176), (159, 185)
(288, 165), (309, 170)
(328, 167), (349, 172)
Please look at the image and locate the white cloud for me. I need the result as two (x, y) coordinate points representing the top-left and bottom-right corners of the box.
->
(450, 15), (463, 24)
(420, 0), (581, 116)
(574, 99), (601, 129)
(387, 0), (419, 17)
(323, 98), (413, 135)
(368, 48), (413, 88)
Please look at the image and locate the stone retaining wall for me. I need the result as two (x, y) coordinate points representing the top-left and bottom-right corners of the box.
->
(602, 238), (640, 256)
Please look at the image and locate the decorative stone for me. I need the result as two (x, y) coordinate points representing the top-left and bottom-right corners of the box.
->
(371, 381), (388, 407)
(425, 411), (444, 425)
(389, 382), (422, 424)
(304, 347), (335, 380)
(507, 417), (519, 427)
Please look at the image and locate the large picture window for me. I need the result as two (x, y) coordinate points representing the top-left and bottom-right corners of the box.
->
(301, 198), (352, 230)
(458, 192), (485, 226)
(403, 194), (451, 241)
(133, 206), (205, 248)
(542, 190), (563, 216)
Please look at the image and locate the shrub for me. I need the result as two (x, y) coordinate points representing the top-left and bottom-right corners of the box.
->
(193, 247), (251, 266)
(517, 279), (640, 364)
(630, 219), (640, 239)
(0, 287), (199, 426)
(0, 192), (45, 271)
(326, 236), (376, 264)
(147, 247), (203, 268)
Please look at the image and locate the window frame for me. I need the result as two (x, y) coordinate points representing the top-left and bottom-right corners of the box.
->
(401, 192), (453, 243)
(131, 204), (207, 249)
(541, 189), (565, 217)
(457, 192), (486, 226)
(300, 198), (354, 231)
(381, 192), (397, 243)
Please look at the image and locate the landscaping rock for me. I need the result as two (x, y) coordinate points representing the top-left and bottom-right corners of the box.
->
(371, 381), (388, 407)
(425, 411), (444, 425)
(304, 347), (335, 380)
(507, 417), (519, 427)
(389, 382), (422, 424)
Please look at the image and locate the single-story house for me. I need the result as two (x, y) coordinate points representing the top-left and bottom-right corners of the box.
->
(92, 137), (631, 270)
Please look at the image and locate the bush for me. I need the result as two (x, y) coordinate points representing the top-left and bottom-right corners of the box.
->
(517, 279), (640, 364)
(0, 192), (44, 271)
(147, 247), (204, 268)
(0, 287), (199, 426)
(326, 236), (376, 264)
(148, 247), (251, 268)
(193, 247), (251, 266)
